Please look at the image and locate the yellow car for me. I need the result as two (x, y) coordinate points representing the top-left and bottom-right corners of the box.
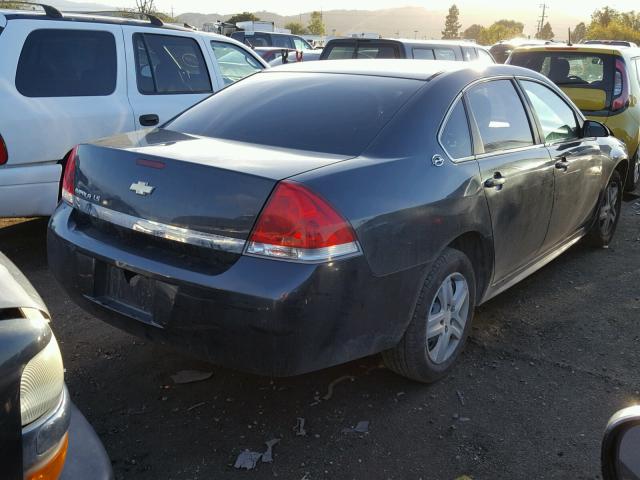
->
(508, 44), (640, 190)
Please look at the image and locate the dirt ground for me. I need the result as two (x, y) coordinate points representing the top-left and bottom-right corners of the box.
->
(1, 193), (639, 480)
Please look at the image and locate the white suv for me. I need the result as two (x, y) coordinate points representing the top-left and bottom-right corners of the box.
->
(0, 5), (268, 217)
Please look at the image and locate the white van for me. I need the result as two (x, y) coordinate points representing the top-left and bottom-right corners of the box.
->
(0, 5), (268, 217)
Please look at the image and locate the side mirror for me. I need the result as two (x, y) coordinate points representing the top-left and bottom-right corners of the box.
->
(602, 406), (640, 480)
(584, 120), (610, 138)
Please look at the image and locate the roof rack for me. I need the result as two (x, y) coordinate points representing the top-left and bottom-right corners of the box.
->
(67, 10), (163, 26)
(0, 1), (62, 18)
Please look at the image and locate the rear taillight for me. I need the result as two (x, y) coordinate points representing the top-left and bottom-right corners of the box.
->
(0, 134), (7, 165)
(246, 181), (360, 262)
(61, 147), (77, 205)
(612, 58), (630, 112)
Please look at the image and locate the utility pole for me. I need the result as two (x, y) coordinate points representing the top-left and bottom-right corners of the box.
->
(537, 3), (548, 35)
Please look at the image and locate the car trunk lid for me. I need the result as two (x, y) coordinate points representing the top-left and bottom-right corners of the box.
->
(69, 130), (351, 272)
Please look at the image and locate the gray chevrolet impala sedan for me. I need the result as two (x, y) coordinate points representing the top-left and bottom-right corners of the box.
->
(48, 60), (628, 383)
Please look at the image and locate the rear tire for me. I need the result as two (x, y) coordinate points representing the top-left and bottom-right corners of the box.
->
(383, 248), (476, 383)
(586, 170), (622, 247)
(624, 153), (639, 192)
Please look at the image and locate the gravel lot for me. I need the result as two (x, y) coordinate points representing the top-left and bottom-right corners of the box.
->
(1, 193), (639, 480)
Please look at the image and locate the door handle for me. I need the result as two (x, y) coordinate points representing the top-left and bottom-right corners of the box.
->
(484, 173), (507, 189)
(555, 156), (568, 171)
(139, 114), (159, 127)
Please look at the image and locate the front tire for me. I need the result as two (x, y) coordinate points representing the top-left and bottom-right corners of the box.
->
(587, 170), (622, 247)
(383, 248), (476, 383)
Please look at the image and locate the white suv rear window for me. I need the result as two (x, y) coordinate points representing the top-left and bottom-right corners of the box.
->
(16, 29), (116, 97)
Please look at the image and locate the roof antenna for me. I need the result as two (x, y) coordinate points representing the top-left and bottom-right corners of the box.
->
(567, 27), (572, 46)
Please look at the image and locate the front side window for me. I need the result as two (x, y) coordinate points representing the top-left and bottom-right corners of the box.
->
(210, 41), (263, 86)
(16, 29), (116, 97)
(476, 49), (495, 64)
(293, 37), (312, 50)
(466, 80), (534, 154)
(440, 100), (472, 159)
(521, 80), (579, 143)
(462, 47), (476, 62)
(134, 33), (212, 95)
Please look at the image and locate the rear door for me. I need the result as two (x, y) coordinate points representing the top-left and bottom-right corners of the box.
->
(123, 28), (215, 129)
(466, 79), (556, 283)
(519, 79), (603, 249)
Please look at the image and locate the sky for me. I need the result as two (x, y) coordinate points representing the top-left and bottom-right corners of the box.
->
(98, 0), (640, 16)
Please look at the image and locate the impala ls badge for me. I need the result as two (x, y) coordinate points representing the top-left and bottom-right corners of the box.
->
(130, 181), (155, 196)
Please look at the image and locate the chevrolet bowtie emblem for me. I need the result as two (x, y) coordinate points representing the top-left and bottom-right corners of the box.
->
(129, 181), (155, 196)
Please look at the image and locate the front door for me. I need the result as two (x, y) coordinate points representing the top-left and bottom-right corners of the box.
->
(466, 79), (556, 283)
(123, 28), (215, 130)
(518, 79), (604, 250)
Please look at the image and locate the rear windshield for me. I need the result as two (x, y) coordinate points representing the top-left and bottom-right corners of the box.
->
(510, 51), (614, 91)
(166, 72), (422, 156)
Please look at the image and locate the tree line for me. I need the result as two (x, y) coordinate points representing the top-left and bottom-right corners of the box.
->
(442, 3), (640, 45)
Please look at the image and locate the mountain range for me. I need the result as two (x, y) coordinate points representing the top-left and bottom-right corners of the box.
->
(177, 6), (584, 40)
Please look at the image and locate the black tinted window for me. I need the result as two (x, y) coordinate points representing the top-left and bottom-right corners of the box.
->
(167, 72), (421, 156)
(467, 80), (533, 153)
(16, 29), (116, 97)
(357, 45), (397, 59)
(441, 100), (472, 159)
(134, 33), (212, 94)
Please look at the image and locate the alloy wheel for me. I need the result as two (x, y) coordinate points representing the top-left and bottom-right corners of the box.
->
(599, 181), (619, 236)
(426, 272), (470, 364)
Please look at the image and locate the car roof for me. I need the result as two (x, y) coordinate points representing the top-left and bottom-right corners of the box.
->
(0, 9), (191, 31)
(265, 58), (534, 81)
(512, 43), (640, 57)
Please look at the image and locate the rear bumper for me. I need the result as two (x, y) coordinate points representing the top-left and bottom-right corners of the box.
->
(48, 203), (425, 376)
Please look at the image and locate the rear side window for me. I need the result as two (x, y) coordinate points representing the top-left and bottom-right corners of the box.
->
(16, 29), (116, 97)
(440, 100), (472, 159)
(210, 41), (263, 86)
(467, 80), (533, 154)
(357, 45), (397, 59)
(167, 72), (422, 156)
(326, 45), (355, 59)
(520, 80), (579, 143)
(413, 48), (435, 60)
(434, 48), (456, 61)
(134, 33), (212, 95)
